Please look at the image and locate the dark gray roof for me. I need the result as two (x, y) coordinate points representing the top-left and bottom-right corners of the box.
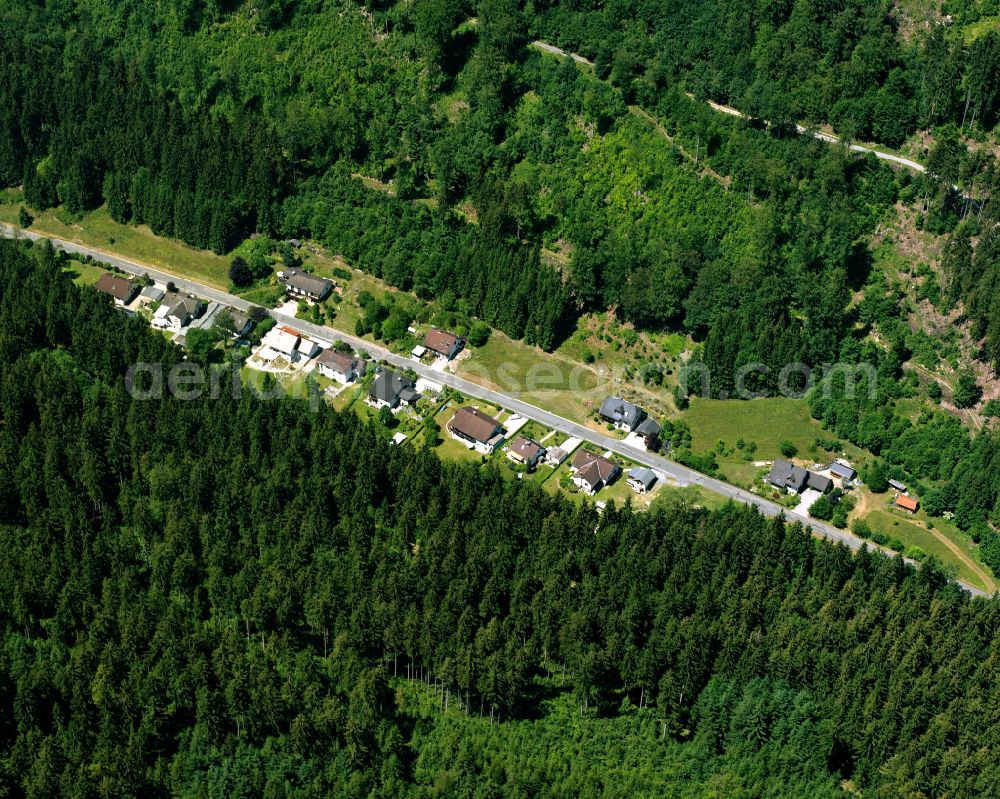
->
(768, 459), (831, 493)
(369, 369), (416, 405)
(767, 460), (808, 492)
(281, 268), (332, 298)
(166, 294), (204, 319)
(599, 396), (647, 429)
(627, 467), (657, 489)
(829, 462), (856, 480)
(228, 310), (251, 333)
(635, 418), (661, 437)
(807, 472), (832, 493)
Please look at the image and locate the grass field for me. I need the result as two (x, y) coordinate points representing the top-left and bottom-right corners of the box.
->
(863, 507), (994, 592)
(0, 198), (234, 289)
(62, 258), (108, 287)
(684, 396), (839, 458)
(650, 484), (732, 512)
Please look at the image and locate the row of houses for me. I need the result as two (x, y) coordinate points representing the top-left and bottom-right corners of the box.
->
(94, 273), (258, 338)
(768, 457), (923, 518)
(767, 459), (833, 495)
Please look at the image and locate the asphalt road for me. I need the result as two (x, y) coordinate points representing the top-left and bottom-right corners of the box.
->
(1, 224), (989, 598)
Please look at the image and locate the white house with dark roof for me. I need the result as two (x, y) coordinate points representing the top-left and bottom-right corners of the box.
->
(571, 450), (621, 495)
(94, 273), (140, 307)
(599, 396), (648, 432)
(627, 467), (658, 494)
(152, 293), (205, 330)
(315, 349), (364, 383)
(278, 268), (333, 301)
(448, 407), (505, 454)
(368, 369), (420, 410)
(767, 460), (832, 494)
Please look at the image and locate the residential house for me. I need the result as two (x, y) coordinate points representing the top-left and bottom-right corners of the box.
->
(279, 268), (333, 301)
(627, 467), (658, 494)
(895, 495), (919, 513)
(315, 349), (364, 383)
(829, 461), (856, 482)
(767, 460), (832, 494)
(634, 417), (662, 449)
(368, 369), (420, 410)
(599, 396), (648, 432)
(94, 273), (139, 307)
(260, 326), (300, 358)
(544, 447), (567, 468)
(423, 328), (464, 361)
(571, 450), (621, 495)
(227, 310), (254, 338)
(448, 407), (505, 454)
(152, 294), (205, 330)
(807, 471), (833, 493)
(295, 335), (321, 360)
(507, 436), (546, 468)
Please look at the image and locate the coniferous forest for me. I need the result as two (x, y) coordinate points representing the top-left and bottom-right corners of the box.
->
(3, 0), (998, 373)
(4, 240), (1000, 797)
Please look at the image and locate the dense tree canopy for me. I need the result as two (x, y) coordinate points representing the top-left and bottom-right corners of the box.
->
(4, 238), (1000, 796)
(0, 0), (956, 383)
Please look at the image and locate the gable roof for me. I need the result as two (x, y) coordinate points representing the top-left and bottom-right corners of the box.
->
(94, 273), (138, 302)
(369, 369), (415, 404)
(265, 328), (299, 354)
(767, 459), (808, 492)
(598, 396), (646, 428)
(423, 327), (461, 355)
(829, 462), (856, 480)
(449, 407), (502, 443)
(509, 436), (544, 461)
(315, 349), (361, 374)
(165, 294), (203, 319)
(896, 495), (919, 511)
(281, 268), (332, 297)
(627, 467), (657, 490)
(634, 417), (661, 437)
(140, 285), (165, 302)
(807, 472), (833, 493)
(572, 450), (619, 486)
(227, 310), (251, 333)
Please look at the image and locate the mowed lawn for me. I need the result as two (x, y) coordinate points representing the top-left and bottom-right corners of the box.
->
(0, 200), (232, 289)
(62, 258), (108, 287)
(684, 396), (849, 459)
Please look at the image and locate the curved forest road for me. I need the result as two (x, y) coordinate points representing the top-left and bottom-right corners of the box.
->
(531, 40), (932, 178)
(1, 229), (991, 599)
